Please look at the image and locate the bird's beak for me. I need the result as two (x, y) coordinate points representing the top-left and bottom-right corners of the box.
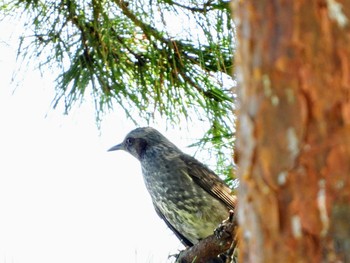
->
(107, 143), (123, 152)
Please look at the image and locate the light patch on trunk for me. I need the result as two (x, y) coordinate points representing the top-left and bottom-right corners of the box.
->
(326, 0), (348, 27)
(277, 171), (288, 185)
(263, 74), (272, 97)
(317, 179), (329, 236)
(271, 95), (279, 106)
(291, 215), (302, 238)
(287, 127), (299, 160)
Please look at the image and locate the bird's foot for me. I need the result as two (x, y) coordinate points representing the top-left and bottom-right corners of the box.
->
(214, 210), (235, 240)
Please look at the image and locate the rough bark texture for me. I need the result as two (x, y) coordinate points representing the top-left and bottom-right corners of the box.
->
(232, 0), (350, 262)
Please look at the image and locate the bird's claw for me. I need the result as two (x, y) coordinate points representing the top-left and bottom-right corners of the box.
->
(214, 210), (235, 239)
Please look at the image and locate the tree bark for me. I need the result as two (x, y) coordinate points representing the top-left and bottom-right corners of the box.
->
(232, 0), (350, 262)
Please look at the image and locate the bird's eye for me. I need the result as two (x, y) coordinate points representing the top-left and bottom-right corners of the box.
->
(125, 137), (134, 146)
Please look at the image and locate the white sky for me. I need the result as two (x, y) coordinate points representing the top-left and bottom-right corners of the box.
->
(0, 18), (216, 263)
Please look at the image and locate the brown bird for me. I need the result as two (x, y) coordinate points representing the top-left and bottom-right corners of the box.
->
(108, 127), (236, 246)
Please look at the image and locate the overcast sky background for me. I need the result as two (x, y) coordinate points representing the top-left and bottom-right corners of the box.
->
(0, 17), (217, 263)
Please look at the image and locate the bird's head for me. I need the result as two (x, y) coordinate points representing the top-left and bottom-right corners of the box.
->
(108, 127), (177, 160)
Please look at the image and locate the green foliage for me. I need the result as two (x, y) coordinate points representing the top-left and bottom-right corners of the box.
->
(2, 0), (236, 180)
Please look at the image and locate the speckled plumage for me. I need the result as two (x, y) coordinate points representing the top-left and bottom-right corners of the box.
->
(108, 127), (236, 246)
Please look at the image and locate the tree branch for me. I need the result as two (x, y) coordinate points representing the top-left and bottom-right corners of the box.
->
(176, 211), (237, 263)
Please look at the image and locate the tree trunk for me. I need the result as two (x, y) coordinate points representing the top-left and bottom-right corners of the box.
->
(232, 0), (350, 262)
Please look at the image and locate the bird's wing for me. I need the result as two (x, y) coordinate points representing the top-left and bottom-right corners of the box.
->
(152, 202), (193, 247)
(179, 154), (237, 211)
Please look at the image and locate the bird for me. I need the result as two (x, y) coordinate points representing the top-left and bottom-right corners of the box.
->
(108, 127), (237, 247)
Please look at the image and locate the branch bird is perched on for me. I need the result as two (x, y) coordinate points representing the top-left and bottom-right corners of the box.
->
(108, 127), (236, 246)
